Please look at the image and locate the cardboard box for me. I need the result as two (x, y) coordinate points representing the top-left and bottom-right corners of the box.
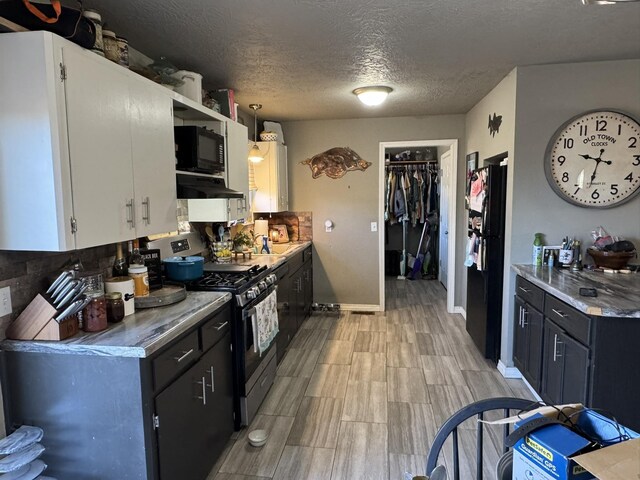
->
(512, 409), (639, 480)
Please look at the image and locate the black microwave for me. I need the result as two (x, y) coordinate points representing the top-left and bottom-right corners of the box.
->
(174, 126), (225, 175)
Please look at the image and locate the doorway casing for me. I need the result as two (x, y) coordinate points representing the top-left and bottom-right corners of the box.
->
(378, 139), (459, 313)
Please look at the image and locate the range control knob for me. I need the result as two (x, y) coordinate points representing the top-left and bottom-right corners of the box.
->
(246, 287), (259, 300)
(258, 281), (267, 291)
(265, 274), (277, 285)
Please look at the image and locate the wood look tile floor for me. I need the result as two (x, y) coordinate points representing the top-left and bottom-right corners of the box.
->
(209, 279), (536, 480)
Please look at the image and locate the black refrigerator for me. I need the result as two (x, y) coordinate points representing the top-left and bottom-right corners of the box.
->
(465, 164), (507, 364)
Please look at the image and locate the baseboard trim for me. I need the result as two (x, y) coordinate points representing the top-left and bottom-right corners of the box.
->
(453, 306), (466, 318)
(497, 360), (522, 379)
(520, 376), (543, 402)
(339, 304), (382, 312)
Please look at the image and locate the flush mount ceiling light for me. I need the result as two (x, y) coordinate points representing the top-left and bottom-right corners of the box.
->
(353, 86), (393, 106)
(581, 0), (639, 4)
(248, 104), (263, 163)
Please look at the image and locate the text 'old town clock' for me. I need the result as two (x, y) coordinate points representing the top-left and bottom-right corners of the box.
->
(544, 110), (640, 208)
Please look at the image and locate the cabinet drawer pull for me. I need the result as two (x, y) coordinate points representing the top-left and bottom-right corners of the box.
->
(208, 367), (215, 393)
(518, 286), (530, 293)
(126, 199), (135, 228)
(552, 308), (568, 318)
(214, 321), (229, 331)
(553, 334), (563, 362)
(196, 377), (207, 405)
(522, 310), (528, 327)
(173, 348), (194, 363)
(142, 197), (151, 224)
(260, 374), (269, 388)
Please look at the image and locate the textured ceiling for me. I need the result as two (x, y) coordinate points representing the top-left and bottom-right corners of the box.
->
(82, 0), (640, 121)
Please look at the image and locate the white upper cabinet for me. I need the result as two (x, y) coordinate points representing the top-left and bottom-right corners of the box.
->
(226, 120), (249, 221)
(252, 141), (288, 213)
(0, 32), (177, 251)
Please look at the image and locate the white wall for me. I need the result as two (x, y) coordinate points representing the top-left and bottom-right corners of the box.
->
(283, 115), (466, 307)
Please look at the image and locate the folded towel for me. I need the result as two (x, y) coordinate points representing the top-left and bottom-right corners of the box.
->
(251, 290), (279, 356)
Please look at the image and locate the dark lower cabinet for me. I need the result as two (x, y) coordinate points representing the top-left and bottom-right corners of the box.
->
(541, 319), (589, 405)
(155, 330), (233, 480)
(275, 264), (293, 363)
(512, 296), (544, 391)
(513, 274), (640, 432)
(303, 259), (313, 319)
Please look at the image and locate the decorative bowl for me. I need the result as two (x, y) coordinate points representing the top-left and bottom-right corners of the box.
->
(248, 429), (268, 447)
(260, 131), (278, 141)
(587, 248), (636, 270)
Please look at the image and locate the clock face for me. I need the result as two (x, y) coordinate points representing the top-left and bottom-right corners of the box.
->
(544, 110), (640, 208)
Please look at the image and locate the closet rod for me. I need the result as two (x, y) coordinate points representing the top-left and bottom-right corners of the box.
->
(384, 160), (438, 166)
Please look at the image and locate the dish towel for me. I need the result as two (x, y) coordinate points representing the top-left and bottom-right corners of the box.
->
(252, 290), (279, 356)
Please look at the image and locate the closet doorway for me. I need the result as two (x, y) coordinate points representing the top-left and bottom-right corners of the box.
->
(378, 140), (458, 313)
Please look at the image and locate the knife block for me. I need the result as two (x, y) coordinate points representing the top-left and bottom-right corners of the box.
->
(5, 294), (78, 341)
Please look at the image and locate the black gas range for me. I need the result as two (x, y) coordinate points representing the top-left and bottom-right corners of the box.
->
(146, 233), (279, 429)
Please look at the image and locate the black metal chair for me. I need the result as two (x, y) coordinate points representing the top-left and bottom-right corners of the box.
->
(425, 397), (537, 480)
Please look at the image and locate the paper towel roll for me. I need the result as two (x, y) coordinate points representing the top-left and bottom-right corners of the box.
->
(254, 220), (269, 240)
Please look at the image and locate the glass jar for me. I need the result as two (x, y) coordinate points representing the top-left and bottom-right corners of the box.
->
(82, 9), (104, 56)
(105, 292), (125, 322)
(116, 36), (129, 67)
(102, 30), (119, 63)
(82, 293), (107, 332)
(128, 265), (149, 297)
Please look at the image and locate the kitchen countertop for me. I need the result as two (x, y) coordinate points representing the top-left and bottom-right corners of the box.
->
(512, 264), (640, 318)
(1, 291), (232, 358)
(217, 241), (312, 269)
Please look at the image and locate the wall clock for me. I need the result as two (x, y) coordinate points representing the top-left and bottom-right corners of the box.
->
(544, 109), (640, 208)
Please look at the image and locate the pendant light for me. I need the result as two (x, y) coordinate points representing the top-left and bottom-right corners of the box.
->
(248, 104), (263, 163)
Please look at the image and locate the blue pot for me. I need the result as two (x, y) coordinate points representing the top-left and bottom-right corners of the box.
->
(163, 256), (204, 281)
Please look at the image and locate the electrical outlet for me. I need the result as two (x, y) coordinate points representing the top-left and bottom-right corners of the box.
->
(0, 286), (12, 317)
(371, 222), (377, 232)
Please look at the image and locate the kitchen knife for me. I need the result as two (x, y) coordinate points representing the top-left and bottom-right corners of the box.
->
(52, 280), (76, 306)
(54, 298), (83, 323)
(51, 273), (74, 300)
(54, 279), (82, 308)
(46, 270), (72, 295)
(68, 281), (88, 305)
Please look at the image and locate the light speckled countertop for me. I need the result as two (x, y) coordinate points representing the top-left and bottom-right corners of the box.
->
(213, 241), (312, 269)
(512, 264), (640, 318)
(1, 291), (232, 358)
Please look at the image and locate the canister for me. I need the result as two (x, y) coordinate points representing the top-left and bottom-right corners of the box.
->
(102, 30), (119, 63)
(105, 276), (136, 316)
(128, 265), (150, 297)
(171, 70), (203, 103)
(82, 9), (104, 56)
(116, 36), (129, 67)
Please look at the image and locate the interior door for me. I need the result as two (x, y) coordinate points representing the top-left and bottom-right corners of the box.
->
(438, 149), (451, 287)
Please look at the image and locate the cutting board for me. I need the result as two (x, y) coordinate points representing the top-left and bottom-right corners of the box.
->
(134, 284), (186, 309)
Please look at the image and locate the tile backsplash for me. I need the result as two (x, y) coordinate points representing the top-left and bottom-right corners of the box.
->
(0, 245), (116, 339)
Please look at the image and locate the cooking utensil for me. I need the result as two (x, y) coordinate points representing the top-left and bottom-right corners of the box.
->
(46, 270), (72, 295)
(50, 272), (74, 299)
(205, 225), (215, 242)
(52, 279), (75, 304)
(163, 256), (204, 281)
(69, 281), (89, 304)
(54, 297), (84, 323)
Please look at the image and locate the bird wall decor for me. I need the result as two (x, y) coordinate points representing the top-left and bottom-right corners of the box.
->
(488, 113), (502, 137)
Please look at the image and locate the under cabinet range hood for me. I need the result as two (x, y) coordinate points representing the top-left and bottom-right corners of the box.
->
(176, 173), (244, 199)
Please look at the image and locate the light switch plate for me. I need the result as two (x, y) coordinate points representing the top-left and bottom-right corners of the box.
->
(0, 286), (12, 317)
(371, 222), (378, 232)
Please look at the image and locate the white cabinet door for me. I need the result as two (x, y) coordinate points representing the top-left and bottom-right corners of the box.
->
(276, 144), (288, 211)
(130, 80), (177, 237)
(226, 121), (249, 221)
(63, 45), (136, 248)
(252, 141), (288, 213)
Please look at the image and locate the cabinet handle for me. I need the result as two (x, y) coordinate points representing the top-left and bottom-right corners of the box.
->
(553, 334), (563, 362)
(208, 367), (215, 393)
(196, 377), (207, 405)
(214, 321), (229, 331)
(173, 348), (194, 363)
(518, 286), (530, 293)
(142, 197), (151, 224)
(126, 199), (135, 228)
(552, 308), (568, 318)
(260, 374), (269, 388)
(518, 306), (523, 328)
(522, 310), (528, 327)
